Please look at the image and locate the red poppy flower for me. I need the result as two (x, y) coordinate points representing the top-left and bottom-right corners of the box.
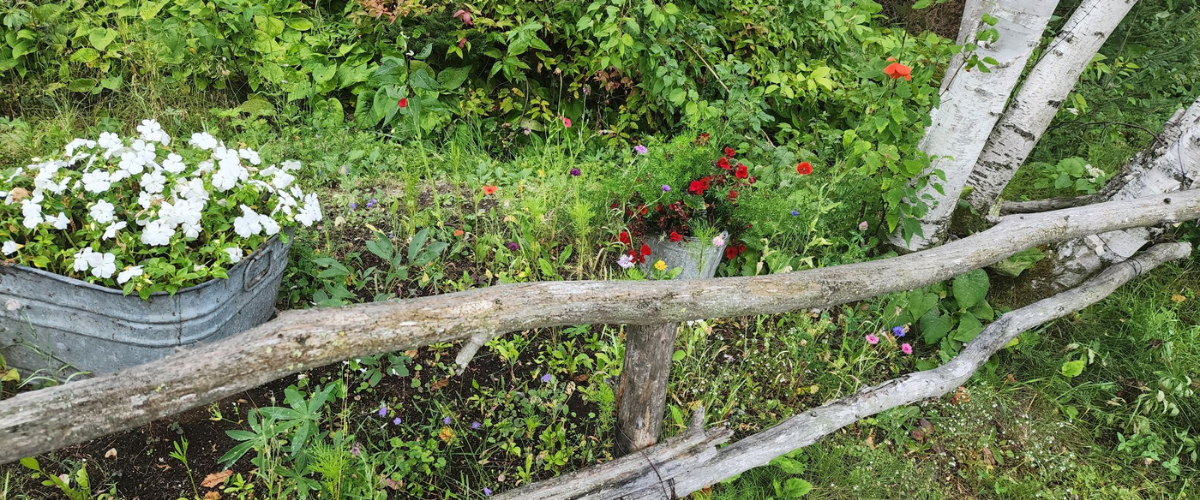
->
(725, 246), (738, 259)
(482, 185), (497, 195)
(884, 62), (912, 81)
(728, 189), (738, 201)
(717, 157), (731, 170)
(669, 231), (683, 242)
(398, 98), (408, 108)
(640, 243), (652, 256)
(735, 164), (748, 179)
(797, 162), (813, 175)
(618, 231), (631, 245)
(724, 146), (736, 158)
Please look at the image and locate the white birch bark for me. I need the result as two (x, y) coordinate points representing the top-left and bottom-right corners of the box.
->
(966, 0), (1140, 212)
(939, 0), (987, 94)
(891, 0), (1057, 252)
(1040, 97), (1200, 290)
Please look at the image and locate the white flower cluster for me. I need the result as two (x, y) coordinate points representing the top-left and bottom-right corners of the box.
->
(0, 119), (323, 291)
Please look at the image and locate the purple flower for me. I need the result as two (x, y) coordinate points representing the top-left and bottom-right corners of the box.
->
(540, 373), (552, 383)
(378, 404), (388, 417)
(339, 165), (350, 175)
(661, 184), (671, 192)
(366, 198), (377, 208)
(443, 416), (452, 425)
(634, 145), (648, 155)
(791, 209), (799, 217)
(471, 421), (481, 429)
(350, 441), (361, 456)
(569, 168), (581, 177)
(349, 202), (358, 210)
(484, 488), (493, 496)
(393, 417), (402, 425)
(892, 326), (906, 338)
(506, 241), (519, 252)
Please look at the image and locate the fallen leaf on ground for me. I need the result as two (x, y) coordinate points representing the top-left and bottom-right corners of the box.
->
(104, 448), (117, 459)
(201, 470), (233, 488)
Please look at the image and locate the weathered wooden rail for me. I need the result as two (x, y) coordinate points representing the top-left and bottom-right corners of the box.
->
(1, 190), (1198, 498)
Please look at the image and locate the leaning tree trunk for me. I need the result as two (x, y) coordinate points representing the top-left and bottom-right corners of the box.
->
(939, 0), (987, 94)
(965, 0), (1140, 212)
(1031, 96), (1200, 291)
(891, 0), (1057, 252)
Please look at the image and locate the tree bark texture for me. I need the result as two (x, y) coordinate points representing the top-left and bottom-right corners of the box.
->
(3, 190), (1200, 464)
(615, 323), (680, 456)
(892, 0), (1057, 251)
(940, 0), (987, 94)
(965, 0), (1140, 212)
(495, 243), (1190, 500)
(1040, 97), (1200, 290)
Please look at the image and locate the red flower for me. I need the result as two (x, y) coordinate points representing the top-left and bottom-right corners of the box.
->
(727, 189), (738, 201)
(724, 146), (736, 158)
(628, 249), (646, 264)
(696, 132), (711, 145)
(688, 180), (705, 195)
(453, 9), (473, 26)
(797, 162), (813, 175)
(618, 231), (631, 246)
(735, 163), (748, 179)
(641, 243), (652, 256)
(457, 37), (467, 49)
(669, 231), (683, 242)
(884, 62), (912, 81)
(482, 185), (497, 195)
(717, 157), (731, 170)
(453, 229), (464, 237)
(398, 97), (408, 108)
(725, 246), (738, 260)
(562, 116), (572, 128)
(748, 176), (756, 184)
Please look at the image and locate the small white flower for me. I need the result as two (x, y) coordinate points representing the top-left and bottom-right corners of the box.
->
(50, 212), (70, 230)
(116, 266), (143, 284)
(21, 200), (43, 229)
(233, 205), (263, 237)
(2, 240), (20, 255)
(73, 248), (97, 272)
(260, 215), (281, 236)
(64, 138), (97, 157)
(141, 170), (167, 194)
(102, 221), (127, 240)
(189, 132), (218, 150)
(137, 119), (170, 145)
(617, 254), (635, 269)
(162, 153), (187, 174)
(91, 200), (116, 224)
(281, 160), (301, 171)
(82, 170), (113, 193)
(212, 162), (248, 192)
(91, 252), (117, 279)
(97, 131), (122, 153)
(238, 148), (262, 165)
(224, 247), (244, 263)
(1067, 107), (1080, 116)
(295, 193), (323, 227)
(140, 220), (175, 246)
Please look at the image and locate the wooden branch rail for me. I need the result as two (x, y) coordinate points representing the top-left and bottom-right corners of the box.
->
(1, 190), (1199, 464)
(494, 242), (1190, 499)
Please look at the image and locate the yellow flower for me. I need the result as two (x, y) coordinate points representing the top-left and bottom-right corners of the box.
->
(654, 260), (667, 272)
(1171, 294), (1187, 303)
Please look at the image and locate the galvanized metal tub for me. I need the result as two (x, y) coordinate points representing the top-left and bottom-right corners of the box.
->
(0, 234), (290, 376)
(640, 231), (728, 280)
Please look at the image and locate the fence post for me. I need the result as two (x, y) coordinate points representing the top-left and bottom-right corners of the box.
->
(615, 322), (679, 456)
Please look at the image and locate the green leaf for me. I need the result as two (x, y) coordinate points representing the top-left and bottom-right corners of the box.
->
(286, 18), (314, 31)
(672, 350), (685, 362)
(19, 457), (40, 471)
(952, 269), (989, 310)
(904, 291), (938, 322)
(88, 28), (117, 51)
(920, 310), (952, 344)
(770, 456), (807, 475)
(437, 66), (470, 90)
(989, 247), (1045, 277)
(139, 0), (168, 20)
(311, 63), (336, 85)
(951, 313), (983, 343)
(781, 478), (814, 498)
(67, 78), (96, 92)
(217, 440), (255, 468)
(408, 67), (439, 92)
(70, 48), (101, 63)
(968, 300), (994, 321)
(1061, 359), (1085, 378)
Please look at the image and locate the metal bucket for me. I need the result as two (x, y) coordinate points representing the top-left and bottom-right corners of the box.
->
(640, 231), (728, 280)
(0, 234), (290, 376)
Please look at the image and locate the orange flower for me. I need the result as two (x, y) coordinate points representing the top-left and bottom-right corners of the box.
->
(482, 185), (497, 196)
(796, 162), (813, 175)
(454, 229), (464, 237)
(884, 62), (912, 81)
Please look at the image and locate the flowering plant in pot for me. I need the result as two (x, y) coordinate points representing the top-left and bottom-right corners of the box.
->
(606, 134), (759, 279)
(0, 119), (323, 298)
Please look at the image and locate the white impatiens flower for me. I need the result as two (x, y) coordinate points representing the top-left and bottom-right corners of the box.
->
(20, 200), (43, 229)
(260, 165), (295, 190)
(136, 119), (170, 145)
(141, 170), (167, 194)
(97, 132), (123, 156)
(233, 205), (263, 238)
(91, 252), (117, 279)
(102, 221), (127, 240)
(116, 266), (143, 284)
(188, 132), (218, 150)
(90, 200), (116, 224)
(140, 220), (175, 246)
(49, 212), (70, 230)
(212, 162), (248, 192)
(162, 153), (187, 174)
(64, 138), (97, 157)
(224, 247), (244, 264)
(174, 178), (209, 202)
(238, 148), (262, 165)
(73, 248), (97, 272)
(260, 215), (281, 236)
(82, 170), (113, 193)
(281, 160), (301, 171)
(295, 192), (323, 227)
(2, 240), (20, 255)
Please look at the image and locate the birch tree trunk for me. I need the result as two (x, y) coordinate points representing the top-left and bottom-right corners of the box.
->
(1032, 97), (1200, 291)
(891, 0), (1057, 252)
(939, 0), (987, 94)
(965, 0), (1140, 212)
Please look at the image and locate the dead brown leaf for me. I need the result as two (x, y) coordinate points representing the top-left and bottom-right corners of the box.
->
(201, 470), (233, 488)
(203, 492), (221, 500)
(104, 448), (117, 459)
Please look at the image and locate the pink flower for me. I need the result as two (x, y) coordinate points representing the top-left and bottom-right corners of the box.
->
(859, 221), (869, 231)
(453, 9), (473, 26)
(712, 235), (725, 247)
(562, 116), (572, 128)
(865, 334), (880, 345)
(901, 343), (913, 355)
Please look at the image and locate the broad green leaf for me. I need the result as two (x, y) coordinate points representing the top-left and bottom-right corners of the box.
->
(408, 67), (439, 92)
(920, 310), (952, 344)
(286, 18), (314, 31)
(437, 66), (470, 90)
(968, 300), (994, 321)
(19, 457), (40, 471)
(70, 48), (101, 63)
(952, 269), (989, 309)
(88, 28), (117, 51)
(989, 247), (1045, 277)
(1061, 359), (1085, 378)
(67, 78), (96, 92)
(781, 478), (814, 498)
(951, 313), (983, 343)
